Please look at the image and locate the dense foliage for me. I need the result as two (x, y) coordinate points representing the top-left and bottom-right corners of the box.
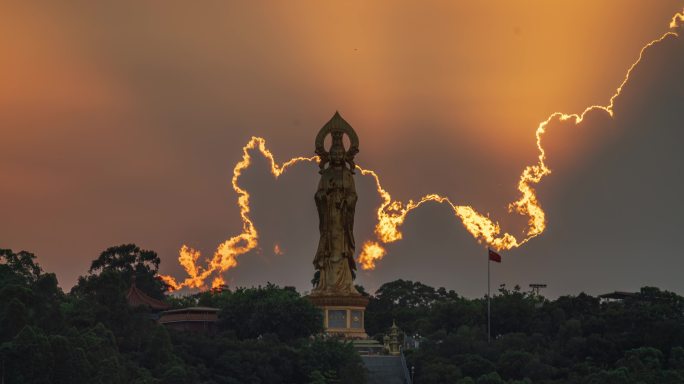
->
(365, 279), (684, 384)
(3, 246), (684, 383)
(0, 246), (364, 384)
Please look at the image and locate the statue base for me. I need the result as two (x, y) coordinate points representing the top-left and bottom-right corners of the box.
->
(307, 294), (370, 339)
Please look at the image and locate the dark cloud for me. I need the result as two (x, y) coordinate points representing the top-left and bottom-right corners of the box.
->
(491, 33), (684, 297)
(218, 32), (684, 297)
(1, 3), (683, 296)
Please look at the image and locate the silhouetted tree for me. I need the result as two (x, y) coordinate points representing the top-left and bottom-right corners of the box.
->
(217, 283), (323, 341)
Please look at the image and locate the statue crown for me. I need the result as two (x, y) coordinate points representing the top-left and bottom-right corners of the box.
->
(315, 112), (360, 173)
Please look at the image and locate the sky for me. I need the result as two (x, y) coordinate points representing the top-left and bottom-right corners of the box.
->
(1, 1), (683, 298)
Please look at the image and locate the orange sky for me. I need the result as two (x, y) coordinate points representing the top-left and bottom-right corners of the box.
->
(2, 2), (680, 145)
(1, 1), (683, 295)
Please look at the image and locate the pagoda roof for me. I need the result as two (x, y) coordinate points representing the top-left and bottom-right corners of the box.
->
(160, 306), (219, 315)
(598, 291), (638, 300)
(126, 280), (170, 310)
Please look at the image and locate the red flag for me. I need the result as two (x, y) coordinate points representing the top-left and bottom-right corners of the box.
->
(488, 249), (502, 263)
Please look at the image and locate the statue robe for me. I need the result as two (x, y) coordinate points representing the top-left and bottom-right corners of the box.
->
(312, 164), (359, 295)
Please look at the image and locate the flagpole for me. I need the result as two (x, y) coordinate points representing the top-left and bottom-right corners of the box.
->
(487, 248), (491, 343)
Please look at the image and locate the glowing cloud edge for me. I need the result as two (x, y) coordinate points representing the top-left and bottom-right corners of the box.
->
(160, 12), (682, 290)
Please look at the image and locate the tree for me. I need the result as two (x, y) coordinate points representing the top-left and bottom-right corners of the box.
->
(48, 334), (89, 384)
(218, 283), (323, 341)
(475, 372), (505, 384)
(373, 279), (439, 308)
(366, 279), (441, 335)
(497, 350), (533, 380)
(489, 284), (536, 335)
(142, 326), (176, 372)
(84, 244), (167, 299)
(669, 346), (684, 371)
(0, 249), (64, 340)
(1, 326), (54, 383)
(0, 249), (42, 283)
(300, 339), (367, 384)
(0, 298), (29, 342)
(458, 354), (496, 378)
(415, 359), (462, 384)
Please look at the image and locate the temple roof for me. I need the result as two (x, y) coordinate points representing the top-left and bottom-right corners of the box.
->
(598, 291), (637, 300)
(160, 307), (219, 315)
(126, 279), (170, 310)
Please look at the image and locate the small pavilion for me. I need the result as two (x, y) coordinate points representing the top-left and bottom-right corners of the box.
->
(126, 278), (171, 311)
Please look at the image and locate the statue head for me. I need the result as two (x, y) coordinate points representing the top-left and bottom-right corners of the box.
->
(315, 112), (359, 172)
(329, 132), (346, 167)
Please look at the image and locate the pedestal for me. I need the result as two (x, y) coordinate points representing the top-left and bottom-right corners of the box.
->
(307, 294), (369, 339)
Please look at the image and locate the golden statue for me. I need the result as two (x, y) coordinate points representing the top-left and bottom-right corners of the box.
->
(311, 112), (360, 296)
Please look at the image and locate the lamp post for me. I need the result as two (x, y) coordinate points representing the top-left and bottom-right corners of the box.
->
(530, 284), (548, 308)
(529, 283), (547, 296)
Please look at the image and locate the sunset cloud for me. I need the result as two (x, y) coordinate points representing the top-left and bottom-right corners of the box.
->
(1, 1), (682, 296)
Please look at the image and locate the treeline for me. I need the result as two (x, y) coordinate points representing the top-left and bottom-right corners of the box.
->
(0, 245), (364, 384)
(3, 245), (684, 383)
(366, 280), (684, 384)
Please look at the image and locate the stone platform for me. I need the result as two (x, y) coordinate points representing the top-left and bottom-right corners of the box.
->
(307, 294), (370, 339)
